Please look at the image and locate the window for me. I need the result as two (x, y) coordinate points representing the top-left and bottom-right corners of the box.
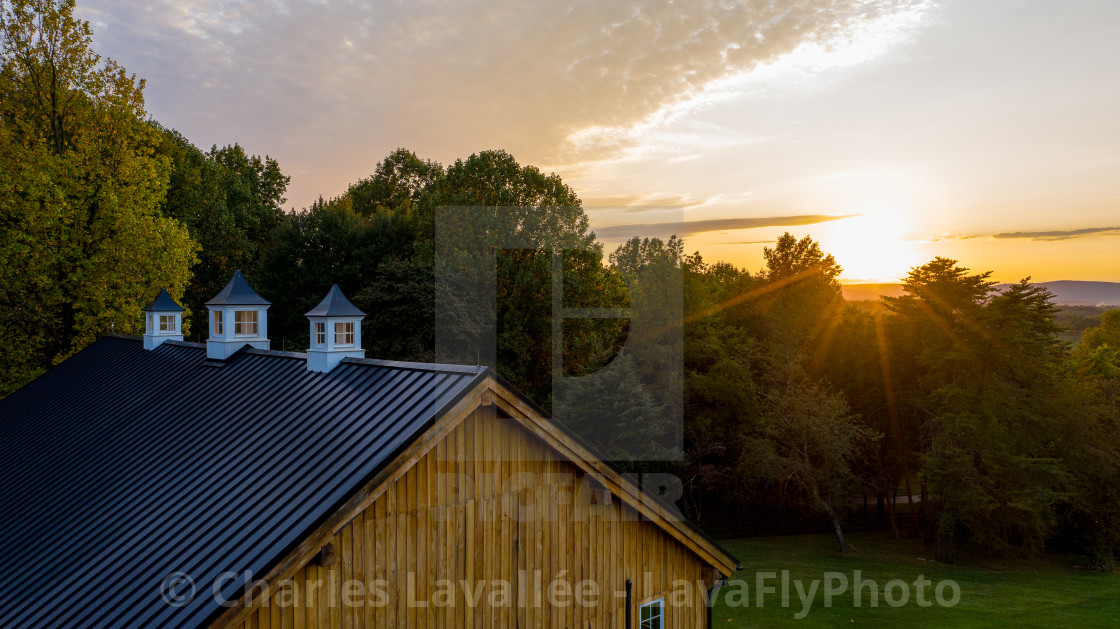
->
(640, 599), (664, 629)
(334, 321), (354, 347)
(235, 310), (258, 336)
(213, 311), (223, 336)
(314, 321), (326, 345)
(159, 315), (176, 333)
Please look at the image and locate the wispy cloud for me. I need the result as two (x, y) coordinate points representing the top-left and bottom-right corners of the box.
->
(928, 226), (1120, 242)
(992, 226), (1120, 241)
(584, 194), (695, 210)
(78, 0), (932, 207)
(593, 214), (857, 239)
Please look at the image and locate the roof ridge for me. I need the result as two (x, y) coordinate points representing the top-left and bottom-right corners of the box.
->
(163, 339), (205, 349)
(98, 336), (486, 374)
(340, 356), (488, 375)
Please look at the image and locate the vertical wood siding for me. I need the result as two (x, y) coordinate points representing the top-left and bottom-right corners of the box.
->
(230, 405), (715, 628)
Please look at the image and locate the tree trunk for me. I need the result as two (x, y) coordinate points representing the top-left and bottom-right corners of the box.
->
(904, 470), (919, 532)
(823, 503), (847, 553)
(813, 489), (847, 553)
(886, 489), (899, 539)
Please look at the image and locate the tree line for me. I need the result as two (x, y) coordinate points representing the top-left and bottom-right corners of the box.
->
(4, 0), (1120, 568)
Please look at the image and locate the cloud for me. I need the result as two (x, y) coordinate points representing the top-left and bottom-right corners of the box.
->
(928, 226), (1120, 242)
(583, 194), (695, 209)
(593, 213), (857, 239)
(992, 226), (1120, 241)
(77, 0), (931, 207)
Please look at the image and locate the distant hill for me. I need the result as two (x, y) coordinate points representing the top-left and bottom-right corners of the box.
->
(1013, 281), (1120, 306)
(842, 280), (1120, 306)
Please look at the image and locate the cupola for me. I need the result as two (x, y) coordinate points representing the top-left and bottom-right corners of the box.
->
(205, 270), (271, 360)
(141, 288), (185, 350)
(305, 285), (365, 373)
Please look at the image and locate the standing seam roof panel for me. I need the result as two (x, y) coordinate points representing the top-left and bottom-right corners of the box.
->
(0, 337), (485, 629)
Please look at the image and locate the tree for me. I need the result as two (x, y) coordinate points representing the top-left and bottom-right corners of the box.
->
(745, 364), (877, 553)
(554, 352), (674, 462)
(763, 232), (843, 283)
(1065, 309), (1120, 570)
(1079, 309), (1120, 353)
(742, 232), (846, 349)
(430, 150), (614, 406)
(886, 262), (1069, 557)
(347, 148), (443, 218)
(0, 0), (197, 395)
(810, 303), (903, 534)
(154, 127), (288, 324)
(255, 195), (416, 351)
(608, 235), (687, 421)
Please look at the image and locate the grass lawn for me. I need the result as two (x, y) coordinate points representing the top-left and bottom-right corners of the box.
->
(711, 532), (1120, 627)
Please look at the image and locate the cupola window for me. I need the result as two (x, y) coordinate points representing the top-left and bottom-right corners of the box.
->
(235, 310), (259, 336)
(334, 321), (354, 347)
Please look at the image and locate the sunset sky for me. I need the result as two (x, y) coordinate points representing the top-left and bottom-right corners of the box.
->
(79, 0), (1120, 282)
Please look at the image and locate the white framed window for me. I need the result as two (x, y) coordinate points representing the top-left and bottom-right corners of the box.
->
(235, 310), (258, 336)
(159, 315), (176, 332)
(334, 321), (354, 347)
(314, 321), (326, 345)
(213, 310), (223, 336)
(640, 598), (664, 629)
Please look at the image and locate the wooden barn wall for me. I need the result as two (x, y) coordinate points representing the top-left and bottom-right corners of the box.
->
(230, 404), (714, 628)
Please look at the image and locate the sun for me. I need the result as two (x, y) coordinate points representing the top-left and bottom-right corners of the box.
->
(819, 213), (922, 283)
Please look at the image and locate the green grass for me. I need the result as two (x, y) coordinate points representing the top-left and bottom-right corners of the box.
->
(711, 532), (1120, 627)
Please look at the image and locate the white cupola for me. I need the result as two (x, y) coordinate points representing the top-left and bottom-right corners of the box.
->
(141, 288), (185, 350)
(305, 285), (365, 373)
(205, 270), (271, 360)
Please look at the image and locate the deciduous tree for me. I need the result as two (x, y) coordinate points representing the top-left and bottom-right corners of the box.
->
(0, 0), (197, 395)
(154, 127), (288, 325)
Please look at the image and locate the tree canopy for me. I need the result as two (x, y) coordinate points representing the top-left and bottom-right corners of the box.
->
(0, 0), (197, 394)
(154, 127), (288, 326)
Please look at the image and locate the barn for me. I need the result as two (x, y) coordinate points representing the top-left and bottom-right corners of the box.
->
(0, 272), (738, 628)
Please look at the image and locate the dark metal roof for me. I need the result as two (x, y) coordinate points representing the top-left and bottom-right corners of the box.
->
(142, 288), (186, 312)
(0, 336), (485, 629)
(305, 284), (365, 318)
(204, 270), (271, 306)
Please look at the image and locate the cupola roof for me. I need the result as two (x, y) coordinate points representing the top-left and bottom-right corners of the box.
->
(304, 284), (364, 318)
(205, 270), (271, 306)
